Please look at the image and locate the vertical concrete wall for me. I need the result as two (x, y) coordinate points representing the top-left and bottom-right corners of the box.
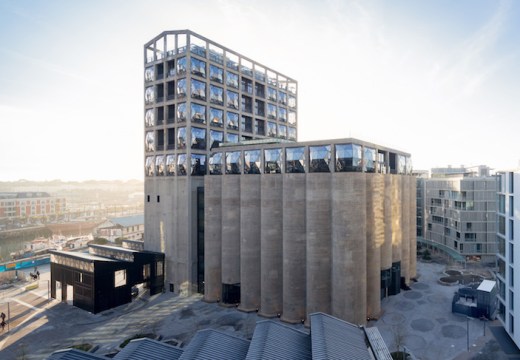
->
(331, 173), (367, 325)
(221, 176), (241, 289)
(203, 176), (222, 302)
(306, 174), (332, 317)
(391, 176), (402, 264)
(282, 174), (307, 323)
(259, 175), (283, 317)
(409, 176), (417, 279)
(381, 176), (393, 271)
(401, 176), (411, 284)
(366, 174), (385, 318)
(239, 175), (261, 311)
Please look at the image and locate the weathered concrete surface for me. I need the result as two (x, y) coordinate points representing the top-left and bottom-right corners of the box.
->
(203, 176), (222, 302)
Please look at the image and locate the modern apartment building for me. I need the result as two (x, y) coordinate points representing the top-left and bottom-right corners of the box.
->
(0, 192), (66, 220)
(496, 170), (520, 346)
(422, 169), (497, 263)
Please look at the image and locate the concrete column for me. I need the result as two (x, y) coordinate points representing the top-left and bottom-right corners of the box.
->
(366, 174), (385, 318)
(401, 176), (410, 284)
(259, 175), (283, 317)
(221, 176), (241, 301)
(306, 174), (332, 319)
(409, 176), (417, 279)
(239, 175), (261, 312)
(331, 173), (367, 325)
(204, 176), (222, 302)
(175, 177), (191, 295)
(282, 174), (306, 323)
(381, 175), (393, 271)
(391, 176), (402, 263)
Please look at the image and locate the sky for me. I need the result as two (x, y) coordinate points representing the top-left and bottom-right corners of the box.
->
(0, 0), (519, 181)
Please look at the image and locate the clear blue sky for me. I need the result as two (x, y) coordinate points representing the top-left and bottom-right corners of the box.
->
(1, 0), (519, 181)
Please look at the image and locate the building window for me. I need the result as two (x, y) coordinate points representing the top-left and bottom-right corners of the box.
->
(157, 195), (160, 203)
(244, 150), (261, 174)
(145, 156), (154, 176)
(210, 108), (224, 127)
(156, 261), (163, 276)
(227, 133), (239, 143)
(255, 82), (265, 98)
(114, 270), (126, 287)
(166, 155), (175, 176)
(288, 127), (296, 140)
(499, 216), (506, 235)
(241, 95), (252, 113)
(267, 103), (277, 119)
(145, 109), (154, 127)
(510, 196), (514, 217)
(191, 103), (206, 124)
(191, 154), (206, 176)
(176, 79), (187, 99)
(241, 77), (253, 94)
(264, 148), (282, 174)
(241, 116), (253, 133)
(226, 151), (242, 174)
(226, 71), (239, 88)
(510, 242), (514, 264)
(286, 147), (305, 173)
(191, 127), (206, 150)
(278, 124), (287, 139)
(267, 121), (277, 137)
(147, 195), (150, 202)
(288, 111), (296, 125)
(177, 154), (187, 176)
(145, 86), (155, 104)
(209, 153), (223, 175)
(398, 155), (407, 174)
(210, 65), (223, 83)
(267, 87), (277, 101)
(155, 156), (165, 176)
(227, 112), (239, 130)
(255, 119), (265, 136)
(279, 108), (287, 122)
(499, 195), (506, 214)
(227, 90), (239, 109)
(145, 66), (154, 82)
(177, 57), (187, 75)
(288, 95), (296, 108)
(335, 144), (362, 172)
(177, 127), (187, 149)
(145, 132), (155, 152)
(255, 99), (265, 117)
(309, 145), (331, 173)
(364, 147), (376, 173)
(177, 102), (187, 122)
(210, 85), (224, 105)
(210, 130), (223, 149)
(191, 80), (206, 100)
(191, 57), (206, 78)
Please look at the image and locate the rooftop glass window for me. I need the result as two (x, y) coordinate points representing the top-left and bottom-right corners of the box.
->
(267, 104), (277, 119)
(209, 153), (223, 175)
(177, 154), (187, 176)
(226, 151), (242, 174)
(406, 156), (412, 174)
(191, 127), (206, 150)
(241, 116), (253, 133)
(167, 60), (175, 78)
(210, 130), (223, 149)
(241, 77), (253, 94)
(191, 58), (206, 78)
(209, 44), (224, 65)
(145, 156), (154, 176)
(226, 71), (239, 89)
(279, 108), (287, 122)
(191, 154), (206, 176)
(267, 87), (277, 102)
(264, 148), (282, 174)
(241, 59), (253, 77)
(166, 154), (175, 176)
(288, 81), (297, 94)
(267, 121), (277, 137)
(267, 70), (277, 86)
(177, 127), (186, 149)
(288, 95), (296, 108)
(176, 79), (187, 99)
(155, 155), (165, 176)
(255, 119), (265, 136)
(210, 108), (224, 127)
(378, 152), (386, 174)
(244, 150), (261, 174)
(278, 124), (287, 139)
(177, 34), (187, 54)
(310, 145), (331, 173)
(255, 65), (266, 82)
(177, 102), (187, 122)
(191, 103), (206, 124)
(398, 155), (407, 174)
(177, 57), (187, 75)
(145, 66), (154, 82)
(191, 79), (206, 101)
(145, 109), (154, 127)
(288, 111), (296, 125)
(286, 147), (305, 173)
(227, 90), (239, 110)
(190, 36), (206, 57)
(206, 86), (223, 106)
(363, 147), (376, 173)
(278, 75), (287, 90)
(145, 86), (155, 104)
(335, 144), (362, 172)
(227, 133), (239, 143)
(226, 53), (239, 71)
(210, 65), (224, 83)
(227, 112), (239, 130)
(288, 127), (296, 140)
(145, 132), (155, 152)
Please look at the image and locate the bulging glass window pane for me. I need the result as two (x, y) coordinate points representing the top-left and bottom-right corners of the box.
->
(145, 87), (155, 104)
(145, 156), (155, 176)
(191, 127), (206, 150)
(288, 95), (296, 108)
(166, 155), (176, 176)
(145, 109), (155, 127)
(310, 145), (331, 173)
(177, 127), (186, 149)
(267, 104), (277, 119)
(177, 57), (187, 75)
(191, 58), (206, 78)
(177, 79), (187, 99)
(267, 87), (277, 101)
(210, 65), (224, 83)
(398, 155), (407, 174)
(155, 155), (165, 176)
(210, 130), (223, 149)
(145, 66), (155, 82)
(227, 133), (239, 143)
(364, 147), (376, 173)
(177, 102), (187, 122)
(210, 85), (224, 105)
(267, 122), (277, 137)
(227, 112), (239, 130)
(288, 111), (296, 125)
(145, 132), (155, 152)
(226, 71), (239, 88)
(191, 154), (206, 176)
(278, 124), (287, 139)
(278, 91), (287, 105)
(288, 127), (296, 140)
(264, 148), (282, 174)
(406, 156), (412, 174)
(210, 108), (224, 127)
(191, 103), (206, 124)
(177, 154), (187, 176)
(335, 144), (362, 172)
(244, 150), (261, 174)
(286, 147), (305, 173)
(209, 153), (223, 175)
(226, 90), (239, 109)
(191, 80), (206, 100)
(226, 151), (242, 174)
(279, 108), (287, 122)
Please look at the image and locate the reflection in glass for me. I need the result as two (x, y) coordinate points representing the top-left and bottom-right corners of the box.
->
(278, 124), (287, 139)
(279, 108), (287, 122)
(145, 67), (154, 82)
(267, 122), (277, 137)
(177, 79), (187, 98)
(145, 132), (155, 152)
(191, 103), (206, 124)
(241, 116), (253, 133)
(155, 155), (165, 176)
(278, 91), (287, 105)
(210, 108), (223, 127)
(335, 144), (362, 172)
(191, 127), (206, 150)
(210, 130), (223, 149)
(267, 103), (277, 119)
(166, 155), (175, 176)
(406, 156), (412, 174)
(288, 111), (296, 125)
(210, 85), (224, 105)
(145, 109), (154, 127)
(364, 147), (376, 173)
(310, 145), (331, 173)
(191, 154), (206, 176)
(145, 87), (155, 104)
(191, 58), (206, 78)
(244, 150), (261, 174)
(191, 79), (206, 100)
(288, 95), (296, 108)
(288, 127), (296, 140)
(226, 151), (242, 174)
(255, 120), (265, 136)
(177, 127), (186, 149)
(264, 148), (282, 174)
(226, 71), (239, 88)
(227, 90), (239, 109)
(177, 102), (187, 122)
(227, 133), (239, 143)
(177, 57), (187, 75)
(227, 112), (239, 130)
(398, 155), (406, 174)
(145, 156), (154, 176)
(267, 87), (277, 101)
(177, 154), (187, 175)
(378, 152), (386, 174)
(209, 153), (223, 175)
(286, 147), (305, 173)
(210, 65), (223, 83)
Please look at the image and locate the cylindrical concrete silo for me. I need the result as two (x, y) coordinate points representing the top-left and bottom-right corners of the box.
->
(401, 175), (411, 284)
(204, 176), (222, 302)
(281, 174), (306, 323)
(392, 175), (403, 264)
(409, 176), (417, 279)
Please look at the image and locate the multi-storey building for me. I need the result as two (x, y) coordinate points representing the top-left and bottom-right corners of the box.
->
(496, 170), (519, 346)
(144, 30), (297, 295)
(0, 192), (66, 220)
(422, 170), (497, 263)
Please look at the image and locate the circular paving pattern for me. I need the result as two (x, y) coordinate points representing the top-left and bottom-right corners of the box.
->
(403, 334), (427, 350)
(395, 300), (415, 311)
(410, 318), (435, 332)
(441, 324), (467, 338)
(403, 291), (423, 300)
(411, 283), (429, 290)
(382, 312), (406, 325)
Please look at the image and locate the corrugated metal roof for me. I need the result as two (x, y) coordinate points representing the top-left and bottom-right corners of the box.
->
(246, 320), (311, 360)
(46, 348), (108, 360)
(109, 215), (144, 228)
(114, 338), (183, 360)
(477, 279), (496, 293)
(178, 329), (250, 360)
(310, 312), (372, 360)
(364, 327), (393, 360)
